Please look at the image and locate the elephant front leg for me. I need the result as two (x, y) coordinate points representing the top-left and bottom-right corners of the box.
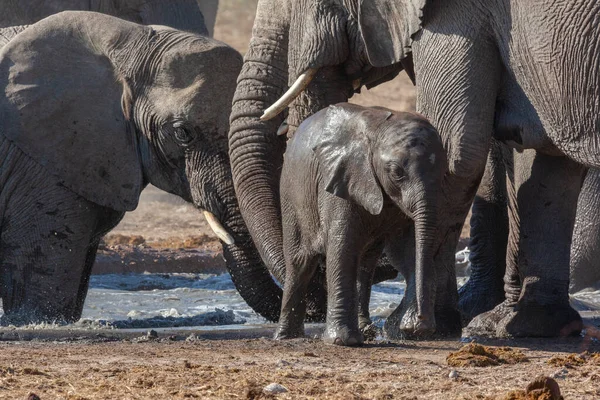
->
(322, 220), (364, 346)
(494, 153), (584, 337)
(0, 194), (106, 325)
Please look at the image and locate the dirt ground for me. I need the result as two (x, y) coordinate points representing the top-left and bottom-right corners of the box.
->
(1, 333), (599, 400)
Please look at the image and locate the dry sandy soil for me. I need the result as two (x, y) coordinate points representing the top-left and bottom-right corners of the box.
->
(0, 333), (599, 400)
(2, 2), (582, 400)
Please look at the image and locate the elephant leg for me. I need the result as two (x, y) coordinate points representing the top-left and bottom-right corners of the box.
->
(275, 205), (318, 339)
(73, 208), (125, 314)
(570, 167), (600, 292)
(304, 263), (327, 322)
(0, 187), (108, 325)
(465, 149), (529, 336)
(322, 220), (364, 346)
(381, 225), (419, 339)
(458, 140), (508, 323)
(357, 242), (385, 331)
(275, 255), (319, 340)
(494, 153), (584, 337)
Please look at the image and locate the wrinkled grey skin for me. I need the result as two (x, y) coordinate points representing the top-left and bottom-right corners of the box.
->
(276, 104), (446, 346)
(460, 144), (600, 324)
(230, 0), (600, 338)
(0, 11), (275, 325)
(0, 0), (215, 36)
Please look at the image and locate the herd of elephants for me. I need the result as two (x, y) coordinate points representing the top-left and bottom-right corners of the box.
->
(0, 0), (599, 346)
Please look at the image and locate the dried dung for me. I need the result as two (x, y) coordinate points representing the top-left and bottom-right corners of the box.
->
(447, 343), (528, 367)
(548, 352), (600, 367)
(498, 376), (563, 400)
(547, 354), (586, 368)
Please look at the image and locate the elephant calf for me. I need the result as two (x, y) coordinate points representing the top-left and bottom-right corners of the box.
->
(0, 11), (274, 325)
(275, 103), (447, 346)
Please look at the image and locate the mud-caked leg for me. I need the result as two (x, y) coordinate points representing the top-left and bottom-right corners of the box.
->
(275, 206), (319, 339)
(0, 182), (110, 325)
(322, 217), (365, 346)
(357, 242), (385, 333)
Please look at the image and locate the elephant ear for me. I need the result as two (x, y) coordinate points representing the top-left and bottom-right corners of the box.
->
(0, 19), (143, 211)
(358, 0), (427, 67)
(312, 105), (390, 216)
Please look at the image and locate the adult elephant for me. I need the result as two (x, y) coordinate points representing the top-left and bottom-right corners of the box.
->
(229, 0), (600, 337)
(0, 11), (278, 324)
(0, 0), (214, 36)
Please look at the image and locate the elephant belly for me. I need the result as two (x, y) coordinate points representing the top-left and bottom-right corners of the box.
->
(504, 0), (600, 165)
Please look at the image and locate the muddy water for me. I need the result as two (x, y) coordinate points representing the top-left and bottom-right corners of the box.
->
(0, 272), (598, 331)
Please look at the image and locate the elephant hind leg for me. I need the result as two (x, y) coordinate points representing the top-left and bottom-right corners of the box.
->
(458, 140), (509, 323)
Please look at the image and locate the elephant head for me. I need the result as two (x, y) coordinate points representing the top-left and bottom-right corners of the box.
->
(228, 0), (426, 312)
(312, 104), (446, 333)
(0, 11), (282, 320)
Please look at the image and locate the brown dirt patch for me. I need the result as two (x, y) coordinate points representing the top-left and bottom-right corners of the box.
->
(447, 343), (529, 367)
(0, 337), (599, 399)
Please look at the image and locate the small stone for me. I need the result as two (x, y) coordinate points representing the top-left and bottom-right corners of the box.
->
(186, 334), (201, 342)
(27, 394), (41, 400)
(263, 383), (288, 394)
(276, 359), (291, 367)
(448, 370), (459, 380)
(551, 368), (568, 380)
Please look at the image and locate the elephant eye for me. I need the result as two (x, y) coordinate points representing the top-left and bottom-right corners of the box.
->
(388, 161), (406, 180)
(173, 122), (195, 146)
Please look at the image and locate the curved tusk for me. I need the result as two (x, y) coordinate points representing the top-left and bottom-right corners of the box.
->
(352, 79), (362, 90)
(260, 68), (318, 121)
(277, 120), (289, 136)
(203, 211), (235, 245)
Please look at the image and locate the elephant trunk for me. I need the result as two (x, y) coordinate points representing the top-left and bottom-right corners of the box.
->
(195, 149), (283, 322)
(228, 0), (290, 283)
(219, 193), (283, 323)
(413, 199), (438, 335)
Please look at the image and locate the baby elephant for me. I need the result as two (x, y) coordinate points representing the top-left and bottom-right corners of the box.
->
(276, 103), (447, 346)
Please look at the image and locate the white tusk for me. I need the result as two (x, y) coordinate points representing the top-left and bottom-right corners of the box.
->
(260, 68), (318, 121)
(352, 79), (362, 90)
(203, 211), (235, 245)
(277, 120), (289, 136)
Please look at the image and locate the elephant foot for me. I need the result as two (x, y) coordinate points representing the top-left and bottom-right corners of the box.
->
(464, 301), (583, 338)
(384, 301), (455, 340)
(457, 277), (505, 324)
(323, 324), (363, 346)
(274, 324), (305, 340)
(496, 302), (583, 338)
(463, 301), (515, 337)
(0, 309), (72, 327)
(360, 321), (378, 342)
